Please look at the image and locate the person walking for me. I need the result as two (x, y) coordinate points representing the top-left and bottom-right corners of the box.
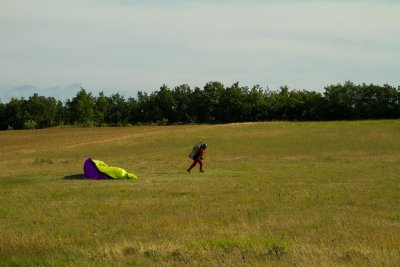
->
(187, 143), (207, 173)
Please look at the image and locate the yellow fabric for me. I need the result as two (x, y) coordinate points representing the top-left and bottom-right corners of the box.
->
(92, 159), (138, 180)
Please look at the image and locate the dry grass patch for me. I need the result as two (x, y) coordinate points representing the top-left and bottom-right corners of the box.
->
(0, 121), (399, 266)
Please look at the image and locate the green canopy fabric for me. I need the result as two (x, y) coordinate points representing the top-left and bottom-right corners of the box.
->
(92, 159), (138, 180)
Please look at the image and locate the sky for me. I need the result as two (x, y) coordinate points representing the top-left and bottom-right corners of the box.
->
(1, 0), (399, 102)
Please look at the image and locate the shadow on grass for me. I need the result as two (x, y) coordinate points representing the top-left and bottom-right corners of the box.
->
(64, 174), (86, 180)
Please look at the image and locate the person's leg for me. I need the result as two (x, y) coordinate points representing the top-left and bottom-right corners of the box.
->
(198, 159), (204, 172)
(187, 160), (198, 172)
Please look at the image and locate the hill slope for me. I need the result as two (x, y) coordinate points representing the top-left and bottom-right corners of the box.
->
(1, 121), (399, 266)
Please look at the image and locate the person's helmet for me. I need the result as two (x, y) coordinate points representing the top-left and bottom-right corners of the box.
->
(202, 143), (208, 149)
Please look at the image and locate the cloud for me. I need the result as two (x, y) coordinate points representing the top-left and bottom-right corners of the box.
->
(45, 83), (83, 101)
(0, 83), (84, 103)
(3, 85), (38, 100)
(0, 0), (399, 100)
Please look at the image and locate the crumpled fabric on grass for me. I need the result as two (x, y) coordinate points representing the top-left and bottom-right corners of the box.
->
(90, 159), (138, 180)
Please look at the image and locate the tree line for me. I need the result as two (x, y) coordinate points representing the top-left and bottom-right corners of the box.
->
(0, 81), (399, 130)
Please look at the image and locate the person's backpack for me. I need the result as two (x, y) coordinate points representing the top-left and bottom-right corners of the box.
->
(188, 140), (203, 159)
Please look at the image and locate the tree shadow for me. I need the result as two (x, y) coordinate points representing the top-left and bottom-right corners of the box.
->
(64, 174), (86, 180)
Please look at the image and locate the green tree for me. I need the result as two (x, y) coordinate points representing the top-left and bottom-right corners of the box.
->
(67, 88), (95, 126)
(107, 93), (129, 125)
(172, 84), (192, 123)
(136, 91), (161, 123)
(203, 81), (224, 122)
(365, 83), (398, 119)
(127, 97), (139, 124)
(155, 85), (175, 123)
(217, 82), (248, 122)
(24, 94), (58, 128)
(247, 85), (267, 121)
(266, 86), (295, 120)
(189, 87), (209, 123)
(55, 100), (66, 126)
(0, 101), (6, 130)
(4, 98), (25, 129)
(299, 90), (325, 120)
(324, 81), (357, 120)
(94, 91), (110, 125)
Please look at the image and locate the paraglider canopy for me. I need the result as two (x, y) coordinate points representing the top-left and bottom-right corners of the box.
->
(83, 158), (108, 179)
(83, 158), (138, 180)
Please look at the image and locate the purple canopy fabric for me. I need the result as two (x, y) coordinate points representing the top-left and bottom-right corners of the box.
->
(83, 158), (108, 179)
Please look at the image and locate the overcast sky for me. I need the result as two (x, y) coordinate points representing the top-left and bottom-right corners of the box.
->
(1, 0), (399, 102)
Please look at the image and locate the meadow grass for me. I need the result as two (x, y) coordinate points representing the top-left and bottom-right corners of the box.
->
(0, 121), (399, 266)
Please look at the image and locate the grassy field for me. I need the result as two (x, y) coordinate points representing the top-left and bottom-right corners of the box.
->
(0, 121), (399, 266)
